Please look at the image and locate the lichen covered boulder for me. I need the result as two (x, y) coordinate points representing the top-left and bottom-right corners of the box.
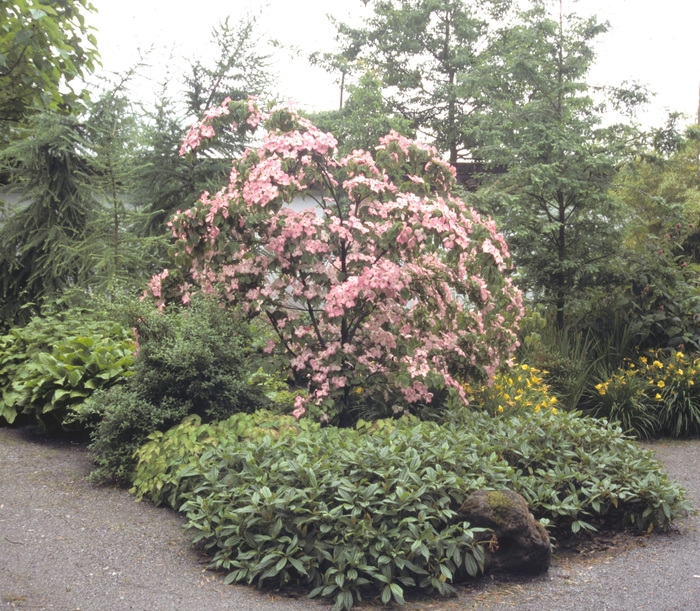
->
(458, 489), (551, 575)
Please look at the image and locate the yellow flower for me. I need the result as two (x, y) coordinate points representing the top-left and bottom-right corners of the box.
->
(551, 407), (558, 415)
(550, 396), (557, 404)
(640, 356), (648, 364)
(355, 387), (363, 394)
(690, 380), (695, 386)
(521, 364), (530, 371)
(653, 361), (663, 369)
(677, 369), (684, 376)
(658, 381), (665, 388)
(655, 393), (662, 400)
(497, 405), (504, 413)
(677, 352), (684, 360)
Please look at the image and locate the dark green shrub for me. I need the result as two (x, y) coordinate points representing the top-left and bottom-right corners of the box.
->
(589, 233), (700, 353)
(84, 296), (265, 483)
(86, 387), (189, 483)
(131, 409), (692, 610)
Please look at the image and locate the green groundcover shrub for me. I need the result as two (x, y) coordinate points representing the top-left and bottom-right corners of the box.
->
(0, 307), (135, 427)
(131, 409), (693, 610)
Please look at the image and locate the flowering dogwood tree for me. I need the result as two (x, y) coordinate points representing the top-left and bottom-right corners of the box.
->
(147, 99), (523, 424)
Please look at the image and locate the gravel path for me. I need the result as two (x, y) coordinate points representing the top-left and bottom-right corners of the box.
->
(1, 427), (698, 611)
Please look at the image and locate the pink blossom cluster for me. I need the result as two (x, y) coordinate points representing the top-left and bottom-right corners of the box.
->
(147, 101), (523, 423)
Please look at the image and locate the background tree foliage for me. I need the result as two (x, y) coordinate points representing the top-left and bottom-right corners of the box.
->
(307, 71), (414, 155)
(0, 111), (98, 322)
(332, 0), (512, 164)
(0, 0), (99, 140)
(0, 11), (276, 321)
(133, 14), (276, 234)
(472, 1), (647, 328)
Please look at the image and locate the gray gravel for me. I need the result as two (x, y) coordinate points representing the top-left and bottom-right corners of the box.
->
(1, 427), (698, 611)
(0, 427), (325, 611)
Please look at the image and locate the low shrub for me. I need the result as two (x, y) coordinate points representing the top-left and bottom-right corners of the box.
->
(131, 409), (692, 610)
(82, 296), (266, 483)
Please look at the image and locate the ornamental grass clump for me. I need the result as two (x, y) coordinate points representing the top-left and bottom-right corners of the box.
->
(145, 98), (523, 425)
(640, 351), (700, 436)
(586, 351), (700, 438)
(131, 409), (692, 610)
(587, 362), (660, 439)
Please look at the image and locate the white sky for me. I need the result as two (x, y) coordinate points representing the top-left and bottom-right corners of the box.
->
(86, 0), (700, 128)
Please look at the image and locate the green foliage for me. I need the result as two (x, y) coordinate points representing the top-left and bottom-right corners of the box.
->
(0, 306), (134, 425)
(131, 411), (321, 507)
(307, 72), (414, 156)
(579, 349), (700, 438)
(584, 363), (660, 440)
(84, 296), (265, 483)
(0, 112), (99, 323)
(84, 386), (189, 483)
(474, 2), (646, 328)
(331, 0), (512, 164)
(134, 413), (489, 609)
(445, 409), (693, 532)
(0, 85), (170, 322)
(615, 120), (700, 248)
(78, 82), (170, 290)
(0, 0), (99, 135)
(10, 334), (135, 429)
(588, 229), (700, 353)
(132, 409), (692, 609)
(517, 311), (597, 411)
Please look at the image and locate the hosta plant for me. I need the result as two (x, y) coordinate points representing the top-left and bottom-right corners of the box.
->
(0, 307), (135, 426)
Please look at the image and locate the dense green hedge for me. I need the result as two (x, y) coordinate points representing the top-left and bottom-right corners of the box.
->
(131, 409), (693, 610)
(81, 297), (268, 483)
